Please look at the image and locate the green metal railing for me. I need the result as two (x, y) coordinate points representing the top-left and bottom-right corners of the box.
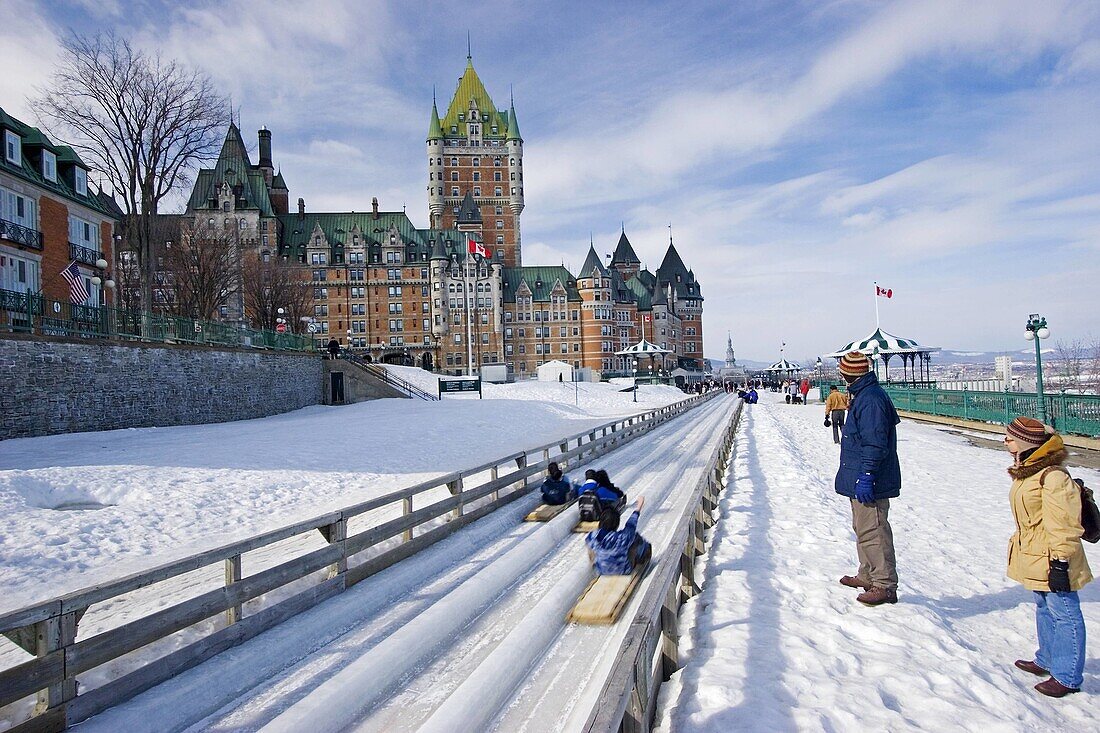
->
(815, 380), (1100, 438)
(0, 288), (311, 351)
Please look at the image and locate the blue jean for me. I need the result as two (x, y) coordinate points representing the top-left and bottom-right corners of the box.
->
(1034, 590), (1087, 689)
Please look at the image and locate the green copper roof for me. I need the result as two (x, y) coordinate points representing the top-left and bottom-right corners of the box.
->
(502, 266), (582, 303)
(278, 212), (466, 261)
(442, 58), (511, 140)
(186, 123), (277, 216)
(579, 244), (607, 278)
(0, 105), (113, 218)
(624, 275), (653, 311)
(506, 105), (522, 142)
(611, 229), (640, 264)
(428, 101), (444, 141)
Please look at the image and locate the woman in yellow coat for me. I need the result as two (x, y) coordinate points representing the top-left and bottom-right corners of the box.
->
(1005, 416), (1092, 697)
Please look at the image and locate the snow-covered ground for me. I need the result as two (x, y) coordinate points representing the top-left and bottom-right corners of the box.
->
(658, 391), (1100, 731)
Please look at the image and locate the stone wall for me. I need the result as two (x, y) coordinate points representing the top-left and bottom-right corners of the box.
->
(0, 334), (322, 440)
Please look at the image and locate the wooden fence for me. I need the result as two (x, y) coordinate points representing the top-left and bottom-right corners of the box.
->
(583, 399), (742, 732)
(0, 392), (716, 732)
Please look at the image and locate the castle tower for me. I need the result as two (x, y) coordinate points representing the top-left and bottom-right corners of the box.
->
(428, 54), (524, 267)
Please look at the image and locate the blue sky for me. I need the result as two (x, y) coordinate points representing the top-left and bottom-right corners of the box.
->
(3, 0), (1099, 363)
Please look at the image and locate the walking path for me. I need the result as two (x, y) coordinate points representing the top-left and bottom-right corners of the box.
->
(657, 392), (1100, 732)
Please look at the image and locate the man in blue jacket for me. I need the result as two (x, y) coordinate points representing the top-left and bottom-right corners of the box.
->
(540, 462), (575, 505)
(586, 497), (652, 575)
(834, 351), (901, 606)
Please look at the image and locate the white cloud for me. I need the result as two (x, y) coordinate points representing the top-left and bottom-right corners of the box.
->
(0, 0), (62, 121)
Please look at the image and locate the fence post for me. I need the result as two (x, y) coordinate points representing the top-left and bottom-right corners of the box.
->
(448, 477), (464, 519)
(225, 555), (243, 624)
(402, 497), (414, 541)
(962, 389), (969, 421)
(34, 611), (79, 715)
(490, 465), (499, 502)
(319, 518), (348, 579)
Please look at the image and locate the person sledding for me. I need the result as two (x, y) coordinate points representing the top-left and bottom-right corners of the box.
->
(577, 469), (627, 522)
(539, 461), (576, 505)
(586, 496), (652, 575)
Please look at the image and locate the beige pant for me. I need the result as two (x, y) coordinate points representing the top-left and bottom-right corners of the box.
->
(850, 498), (898, 590)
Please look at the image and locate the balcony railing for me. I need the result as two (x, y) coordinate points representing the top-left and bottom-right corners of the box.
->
(69, 242), (103, 266)
(0, 218), (43, 250)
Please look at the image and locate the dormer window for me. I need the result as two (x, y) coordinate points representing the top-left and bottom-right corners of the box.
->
(458, 113), (465, 121)
(4, 130), (20, 165)
(74, 167), (87, 196)
(41, 150), (56, 182)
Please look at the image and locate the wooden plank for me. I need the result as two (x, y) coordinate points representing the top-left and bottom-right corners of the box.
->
(567, 573), (641, 625)
(67, 576), (344, 727)
(6, 706), (65, 733)
(0, 601), (61, 637)
(524, 499), (576, 522)
(57, 511), (342, 613)
(0, 650), (63, 709)
(344, 494), (461, 557)
(68, 544), (342, 676)
(573, 520), (598, 534)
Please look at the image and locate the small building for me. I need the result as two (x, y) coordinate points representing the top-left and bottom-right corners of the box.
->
(824, 327), (940, 385)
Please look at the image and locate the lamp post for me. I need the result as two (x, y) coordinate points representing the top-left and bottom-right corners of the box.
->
(633, 358), (639, 402)
(1025, 313), (1050, 423)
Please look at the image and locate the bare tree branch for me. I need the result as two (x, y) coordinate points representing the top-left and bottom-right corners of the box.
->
(32, 32), (228, 315)
(241, 256), (314, 334)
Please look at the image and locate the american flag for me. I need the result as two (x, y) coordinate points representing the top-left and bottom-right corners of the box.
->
(61, 261), (89, 303)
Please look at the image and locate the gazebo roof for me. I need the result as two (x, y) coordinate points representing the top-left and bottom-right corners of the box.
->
(615, 338), (671, 356)
(824, 328), (940, 358)
(764, 359), (801, 372)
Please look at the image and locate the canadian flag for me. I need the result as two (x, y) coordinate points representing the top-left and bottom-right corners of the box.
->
(876, 285), (893, 299)
(643, 314), (652, 322)
(467, 236), (487, 259)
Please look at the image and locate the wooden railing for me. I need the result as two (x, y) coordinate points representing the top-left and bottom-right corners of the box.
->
(583, 399), (742, 733)
(0, 392), (717, 731)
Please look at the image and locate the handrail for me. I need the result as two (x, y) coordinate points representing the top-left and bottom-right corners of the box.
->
(0, 390), (719, 730)
(339, 353), (439, 400)
(583, 399), (743, 732)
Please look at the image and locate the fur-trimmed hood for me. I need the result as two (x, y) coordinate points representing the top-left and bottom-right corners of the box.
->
(1008, 432), (1067, 479)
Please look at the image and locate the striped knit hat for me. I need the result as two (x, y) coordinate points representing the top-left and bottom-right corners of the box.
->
(838, 351), (871, 378)
(1006, 416), (1052, 450)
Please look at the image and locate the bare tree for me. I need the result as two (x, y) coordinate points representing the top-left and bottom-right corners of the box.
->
(33, 33), (228, 314)
(241, 256), (314, 333)
(1053, 339), (1086, 392)
(162, 220), (241, 321)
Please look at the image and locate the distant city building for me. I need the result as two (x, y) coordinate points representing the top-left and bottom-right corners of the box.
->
(0, 106), (118, 314)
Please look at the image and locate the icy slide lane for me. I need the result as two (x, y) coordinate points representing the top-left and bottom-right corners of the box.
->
(81, 395), (736, 733)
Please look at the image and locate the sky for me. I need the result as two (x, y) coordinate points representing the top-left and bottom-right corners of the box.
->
(2, 0), (1099, 363)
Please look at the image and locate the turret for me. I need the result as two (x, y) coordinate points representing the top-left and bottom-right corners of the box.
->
(427, 99), (445, 227)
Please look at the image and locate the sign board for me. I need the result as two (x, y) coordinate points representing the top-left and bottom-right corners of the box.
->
(438, 377), (482, 399)
(307, 322), (318, 333)
(194, 323), (202, 334)
(276, 323), (287, 333)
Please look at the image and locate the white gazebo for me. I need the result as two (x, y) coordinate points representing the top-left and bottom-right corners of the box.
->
(825, 327), (940, 384)
(616, 338), (672, 378)
(763, 358), (801, 376)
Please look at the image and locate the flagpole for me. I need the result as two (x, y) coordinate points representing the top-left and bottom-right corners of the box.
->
(465, 253), (474, 376)
(874, 281), (880, 329)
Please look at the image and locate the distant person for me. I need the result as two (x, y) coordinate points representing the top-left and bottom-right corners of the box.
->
(578, 469), (627, 522)
(834, 351), (901, 606)
(746, 387), (758, 404)
(788, 381), (800, 404)
(586, 496), (652, 575)
(799, 377), (810, 405)
(1004, 417), (1092, 697)
(327, 338), (340, 359)
(540, 461), (575, 505)
(824, 385), (850, 444)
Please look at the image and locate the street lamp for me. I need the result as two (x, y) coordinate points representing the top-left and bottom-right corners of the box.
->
(633, 358), (639, 402)
(1025, 313), (1050, 423)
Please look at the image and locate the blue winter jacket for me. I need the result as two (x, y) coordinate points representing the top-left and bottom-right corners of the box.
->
(540, 474), (573, 505)
(586, 510), (641, 575)
(835, 372), (901, 500)
(578, 479), (621, 505)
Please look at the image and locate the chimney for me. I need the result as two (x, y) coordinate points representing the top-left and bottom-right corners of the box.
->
(258, 127), (273, 168)
(372, 197), (379, 219)
(297, 197), (305, 218)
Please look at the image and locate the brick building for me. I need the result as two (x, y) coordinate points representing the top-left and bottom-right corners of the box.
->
(0, 107), (117, 317)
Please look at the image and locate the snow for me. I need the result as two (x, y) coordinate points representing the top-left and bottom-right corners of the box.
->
(656, 391), (1100, 731)
(0, 376), (687, 730)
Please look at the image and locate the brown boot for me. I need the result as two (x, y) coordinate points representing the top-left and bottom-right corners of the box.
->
(1035, 678), (1080, 698)
(856, 586), (898, 606)
(839, 575), (870, 590)
(1014, 659), (1048, 676)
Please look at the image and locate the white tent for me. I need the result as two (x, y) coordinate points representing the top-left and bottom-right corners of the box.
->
(536, 360), (574, 382)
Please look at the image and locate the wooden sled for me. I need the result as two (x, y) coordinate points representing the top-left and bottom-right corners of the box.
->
(567, 571), (643, 625)
(524, 499), (577, 522)
(572, 520), (599, 533)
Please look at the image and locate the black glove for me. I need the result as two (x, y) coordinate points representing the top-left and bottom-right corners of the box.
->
(1049, 559), (1071, 593)
(824, 417), (831, 427)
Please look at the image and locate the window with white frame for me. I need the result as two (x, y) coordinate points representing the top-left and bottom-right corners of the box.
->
(4, 131), (21, 165)
(0, 252), (39, 293)
(1, 186), (36, 228)
(68, 215), (96, 249)
(41, 150), (56, 182)
(74, 167), (88, 196)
